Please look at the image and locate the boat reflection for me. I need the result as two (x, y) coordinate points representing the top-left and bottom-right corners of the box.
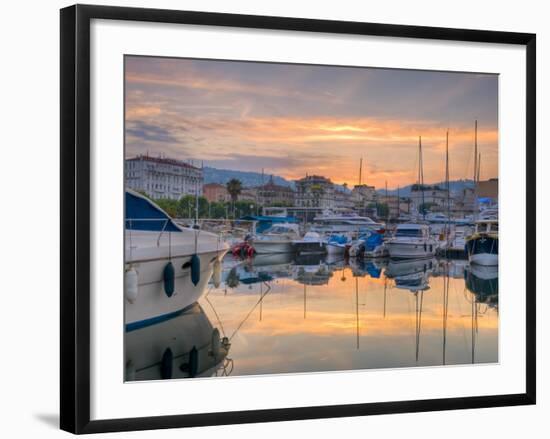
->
(385, 258), (436, 292)
(465, 264), (499, 310)
(125, 303), (232, 381)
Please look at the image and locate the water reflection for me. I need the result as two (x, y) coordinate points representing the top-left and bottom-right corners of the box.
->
(125, 303), (232, 381)
(127, 254), (498, 381)
(203, 254), (498, 376)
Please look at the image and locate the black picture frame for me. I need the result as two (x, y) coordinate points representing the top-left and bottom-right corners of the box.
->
(60, 4), (536, 434)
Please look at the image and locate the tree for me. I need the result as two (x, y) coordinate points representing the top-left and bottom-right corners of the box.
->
(234, 200), (258, 217)
(208, 201), (228, 219)
(226, 178), (243, 202)
(368, 202), (388, 219)
(154, 198), (178, 218)
(376, 203), (389, 218)
(176, 195), (196, 218)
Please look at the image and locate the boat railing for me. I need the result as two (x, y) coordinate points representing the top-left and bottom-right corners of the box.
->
(125, 218), (173, 245)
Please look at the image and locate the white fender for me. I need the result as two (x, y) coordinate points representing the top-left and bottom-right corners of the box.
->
(125, 267), (139, 303)
(212, 258), (222, 288)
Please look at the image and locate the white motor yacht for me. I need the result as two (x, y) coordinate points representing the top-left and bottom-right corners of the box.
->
(293, 231), (326, 255)
(310, 210), (384, 236)
(250, 223), (300, 254)
(385, 223), (437, 259)
(124, 190), (228, 330)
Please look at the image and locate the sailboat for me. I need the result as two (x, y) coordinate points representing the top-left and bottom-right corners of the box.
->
(465, 121), (499, 266)
(386, 136), (437, 259)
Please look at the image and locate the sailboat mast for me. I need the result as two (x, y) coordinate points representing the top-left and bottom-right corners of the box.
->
(473, 120), (478, 220)
(477, 153), (481, 182)
(385, 180), (388, 221)
(419, 136), (425, 220)
(474, 120), (478, 184)
(356, 277), (359, 350)
(397, 185), (400, 218)
(446, 130), (450, 244)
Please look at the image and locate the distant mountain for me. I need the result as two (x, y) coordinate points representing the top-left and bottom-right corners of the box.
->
(377, 180), (475, 197)
(204, 166), (471, 195)
(204, 167), (352, 192)
(203, 167), (293, 188)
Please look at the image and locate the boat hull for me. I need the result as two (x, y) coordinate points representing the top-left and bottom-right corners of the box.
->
(326, 243), (346, 255)
(252, 240), (294, 254)
(293, 241), (326, 255)
(386, 242), (436, 259)
(125, 249), (226, 329)
(466, 236), (498, 266)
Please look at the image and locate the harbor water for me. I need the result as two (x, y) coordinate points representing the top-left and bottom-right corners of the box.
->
(125, 253), (498, 381)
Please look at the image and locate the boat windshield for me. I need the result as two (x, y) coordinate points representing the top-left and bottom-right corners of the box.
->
(476, 223), (492, 233)
(395, 229), (424, 238)
(265, 225), (295, 234)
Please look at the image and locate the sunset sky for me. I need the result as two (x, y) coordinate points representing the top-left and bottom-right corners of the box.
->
(125, 56), (498, 189)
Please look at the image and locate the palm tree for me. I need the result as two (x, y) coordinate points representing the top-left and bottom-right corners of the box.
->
(226, 178), (243, 203)
(226, 178), (243, 219)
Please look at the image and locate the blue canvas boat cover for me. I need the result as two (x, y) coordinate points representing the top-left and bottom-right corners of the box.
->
(328, 234), (348, 245)
(239, 215), (298, 233)
(125, 191), (181, 232)
(365, 233), (383, 251)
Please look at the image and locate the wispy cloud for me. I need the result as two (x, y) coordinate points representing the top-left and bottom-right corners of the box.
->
(125, 56), (498, 188)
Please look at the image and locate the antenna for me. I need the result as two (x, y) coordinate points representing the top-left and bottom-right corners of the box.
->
(359, 157), (363, 185)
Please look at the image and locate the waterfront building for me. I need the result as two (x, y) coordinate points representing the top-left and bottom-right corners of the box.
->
(410, 184), (453, 214)
(378, 195), (411, 219)
(256, 176), (294, 206)
(125, 155), (203, 200)
(334, 188), (354, 209)
(238, 187), (259, 203)
(203, 183), (230, 203)
(294, 175), (335, 209)
(477, 178), (499, 201)
(351, 184), (377, 206)
(452, 187), (475, 217)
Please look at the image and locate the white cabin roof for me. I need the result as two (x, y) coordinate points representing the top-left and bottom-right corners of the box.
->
(396, 223), (429, 230)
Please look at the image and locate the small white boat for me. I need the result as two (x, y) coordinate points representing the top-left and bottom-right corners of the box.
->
(444, 225), (472, 254)
(293, 231), (326, 255)
(386, 223), (437, 259)
(250, 223), (300, 254)
(325, 234), (351, 255)
(348, 231), (387, 258)
(125, 190), (228, 329)
(310, 210), (384, 235)
(425, 212), (451, 224)
(465, 219), (498, 266)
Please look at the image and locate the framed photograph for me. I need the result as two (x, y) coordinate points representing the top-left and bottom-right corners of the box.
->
(60, 4), (536, 434)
